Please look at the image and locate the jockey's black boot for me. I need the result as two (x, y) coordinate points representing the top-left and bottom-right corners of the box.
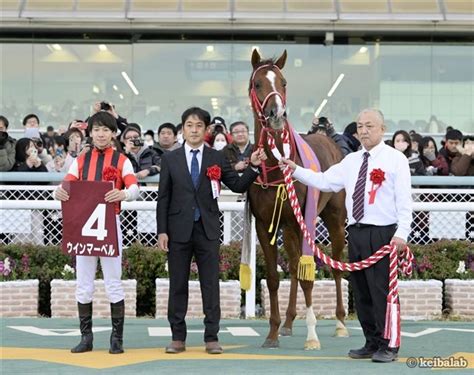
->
(71, 302), (93, 353)
(109, 300), (125, 354)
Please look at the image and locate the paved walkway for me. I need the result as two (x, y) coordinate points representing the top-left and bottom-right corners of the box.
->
(1, 318), (473, 374)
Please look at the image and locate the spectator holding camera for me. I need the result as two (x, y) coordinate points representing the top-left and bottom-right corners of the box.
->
(419, 136), (449, 176)
(12, 138), (47, 172)
(92, 101), (128, 134)
(50, 128), (87, 173)
(68, 120), (88, 138)
(0, 115), (16, 172)
(31, 138), (53, 165)
(205, 116), (232, 146)
(451, 135), (474, 176)
(122, 125), (160, 179)
(308, 117), (352, 157)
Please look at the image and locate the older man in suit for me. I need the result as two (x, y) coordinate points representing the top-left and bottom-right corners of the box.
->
(157, 107), (266, 355)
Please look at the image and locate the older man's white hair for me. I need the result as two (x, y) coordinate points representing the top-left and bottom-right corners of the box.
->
(357, 108), (385, 125)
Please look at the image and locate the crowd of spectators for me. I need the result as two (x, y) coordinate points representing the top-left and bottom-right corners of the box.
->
(307, 116), (473, 177)
(0, 104), (472, 178)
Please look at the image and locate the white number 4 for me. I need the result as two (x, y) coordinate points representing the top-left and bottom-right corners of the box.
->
(81, 204), (108, 241)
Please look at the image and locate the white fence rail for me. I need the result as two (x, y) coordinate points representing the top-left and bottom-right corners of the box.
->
(1, 185), (473, 317)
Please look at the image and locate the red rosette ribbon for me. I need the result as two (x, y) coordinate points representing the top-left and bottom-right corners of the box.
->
(207, 165), (221, 199)
(207, 165), (221, 181)
(102, 166), (119, 188)
(368, 168), (385, 204)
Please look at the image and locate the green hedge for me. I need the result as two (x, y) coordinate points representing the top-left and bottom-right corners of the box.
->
(1, 240), (472, 316)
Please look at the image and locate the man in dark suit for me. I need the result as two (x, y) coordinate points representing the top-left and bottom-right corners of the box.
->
(157, 107), (266, 355)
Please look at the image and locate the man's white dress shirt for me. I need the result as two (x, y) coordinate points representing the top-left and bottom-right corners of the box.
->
(293, 141), (413, 241)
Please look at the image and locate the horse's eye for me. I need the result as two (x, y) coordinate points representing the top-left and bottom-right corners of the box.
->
(254, 82), (261, 90)
(282, 80), (287, 87)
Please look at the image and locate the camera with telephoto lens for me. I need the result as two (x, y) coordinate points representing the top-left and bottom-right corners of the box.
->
(100, 101), (112, 111)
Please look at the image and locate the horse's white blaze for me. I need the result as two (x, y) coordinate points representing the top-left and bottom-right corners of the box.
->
(265, 70), (285, 117)
(306, 306), (319, 342)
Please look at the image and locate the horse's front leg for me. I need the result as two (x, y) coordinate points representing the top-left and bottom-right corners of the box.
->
(299, 279), (321, 350)
(279, 226), (301, 337)
(256, 219), (281, 348)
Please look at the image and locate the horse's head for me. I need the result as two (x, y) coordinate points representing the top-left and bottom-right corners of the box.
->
(249, 49), (288, 131)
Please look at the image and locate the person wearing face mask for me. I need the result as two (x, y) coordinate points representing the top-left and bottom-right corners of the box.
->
(391, 130), (426, 176)
(210, 132), (229, 151)
(419, 136), (449, 176)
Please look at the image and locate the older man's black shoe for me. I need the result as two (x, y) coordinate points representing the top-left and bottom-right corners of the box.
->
(372, 348), (398, 363)
(348, 346), (378, 359)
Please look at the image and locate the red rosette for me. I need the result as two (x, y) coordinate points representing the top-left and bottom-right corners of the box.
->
(370, 168), (385, 185)
(102, 166), (119, 182)
(206, 165), (221, 181)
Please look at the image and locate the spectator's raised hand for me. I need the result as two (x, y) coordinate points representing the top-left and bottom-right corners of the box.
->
(107, 103), (119, 119)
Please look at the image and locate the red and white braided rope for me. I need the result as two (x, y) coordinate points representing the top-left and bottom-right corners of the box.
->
(266, 129), (414, 348)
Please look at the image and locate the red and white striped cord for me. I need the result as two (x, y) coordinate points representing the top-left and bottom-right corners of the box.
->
(267, 129), (414, 347)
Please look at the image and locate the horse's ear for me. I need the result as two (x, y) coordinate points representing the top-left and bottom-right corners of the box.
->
(275, 50), (287, 69)
(251, 48), (261, 69)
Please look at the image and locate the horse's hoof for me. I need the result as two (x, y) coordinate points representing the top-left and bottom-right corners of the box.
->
(262, 339), (279, 349)
(334, 327), (349, 338)
(279, 327), (292, 336)
(304, 340), (321, 350)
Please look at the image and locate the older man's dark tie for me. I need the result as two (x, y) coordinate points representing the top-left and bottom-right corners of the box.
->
(190, 149), (201, 221)
(352, 152), (370, 222)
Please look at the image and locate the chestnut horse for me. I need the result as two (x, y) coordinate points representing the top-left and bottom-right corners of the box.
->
(248, 49), (349, 349)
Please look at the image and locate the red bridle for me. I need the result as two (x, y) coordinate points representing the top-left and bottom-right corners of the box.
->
(249, 64), (287, 130)
(249, 64), (295, 187)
